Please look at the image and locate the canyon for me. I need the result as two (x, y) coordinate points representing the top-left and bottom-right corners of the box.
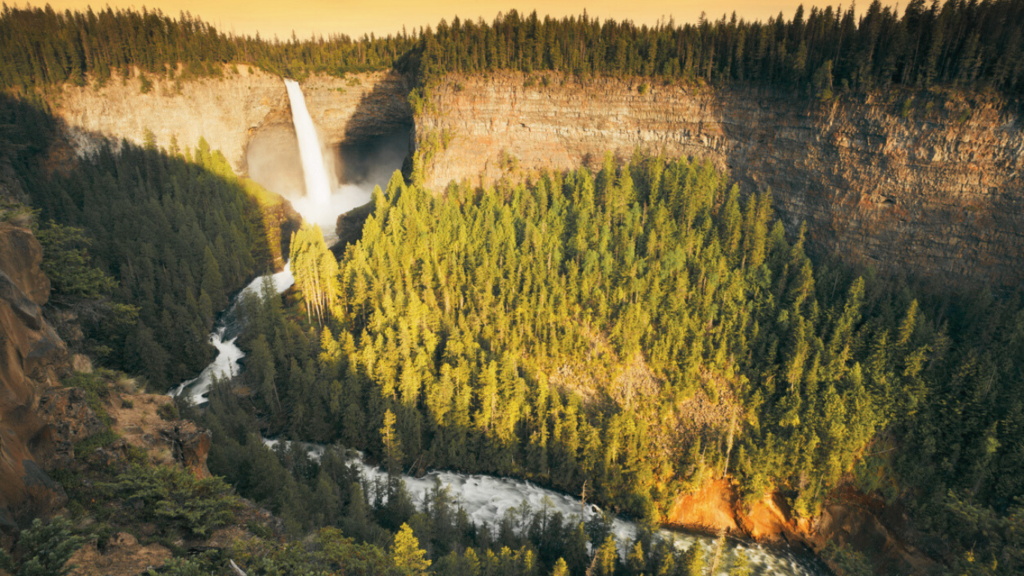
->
(12, 68), (1021, 574)
(49, 69), (1024, 289)
(53, 65), (412, 176)
(418, 72), (1024, 290)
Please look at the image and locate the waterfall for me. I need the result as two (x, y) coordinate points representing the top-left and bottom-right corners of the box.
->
(284, 79), (332, 205)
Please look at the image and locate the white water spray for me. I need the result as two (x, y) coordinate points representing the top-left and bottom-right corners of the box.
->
(282, 79), (376, 238)
(284, 79), (332, 205)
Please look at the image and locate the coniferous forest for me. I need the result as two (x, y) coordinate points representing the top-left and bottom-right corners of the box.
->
(0, 1), (1023, 576)
(196, 155), (1023, 575)
(2, 1), (1023, 96)
(0, 95), (275, 389)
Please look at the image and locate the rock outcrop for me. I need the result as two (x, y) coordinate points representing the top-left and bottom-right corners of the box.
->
(666, 479), (939, 575)
(0, 223), (69, 536)
(418, 73), (1024, 288)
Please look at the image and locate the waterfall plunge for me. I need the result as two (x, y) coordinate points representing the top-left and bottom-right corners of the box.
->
(283, 79), (373, 239)
(284, 79), (332, 205)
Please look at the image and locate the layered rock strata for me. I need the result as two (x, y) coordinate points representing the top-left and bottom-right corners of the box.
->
(53, 66), (412, 173)
(418, 73), (1024, 288)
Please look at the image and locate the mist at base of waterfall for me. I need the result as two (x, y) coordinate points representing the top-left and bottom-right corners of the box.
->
(246, 114), (408, 243)
(290, 184), (372, 243)
(288, 130), (407, 242)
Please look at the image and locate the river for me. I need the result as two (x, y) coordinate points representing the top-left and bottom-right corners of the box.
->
(172, 267), (829, 576)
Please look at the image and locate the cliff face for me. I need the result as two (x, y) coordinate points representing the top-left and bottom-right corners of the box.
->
(53, 66), (412, 174)
(0, 223), (68, 536)
(418, 73), (1024, 288)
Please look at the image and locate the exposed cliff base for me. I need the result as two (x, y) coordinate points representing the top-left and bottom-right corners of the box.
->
(667, 479), (939, 575)
(418, 72), (1024, 288)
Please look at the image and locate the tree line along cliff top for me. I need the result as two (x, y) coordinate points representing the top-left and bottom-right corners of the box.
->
(2, 0), (1023, 99)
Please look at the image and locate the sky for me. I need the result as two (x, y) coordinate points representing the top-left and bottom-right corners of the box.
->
(40, 1), (901, 41)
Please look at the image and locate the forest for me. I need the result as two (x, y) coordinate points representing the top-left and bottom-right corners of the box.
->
(1, 1), (1023, 574)
(402, 0), (1024, 98)
(0, 3), (415, 89)
(0, 94), (276, 389)
(192, 155), (1021, 574)
(3, 1), (1024, 98)
(4, 84), (1020, 571)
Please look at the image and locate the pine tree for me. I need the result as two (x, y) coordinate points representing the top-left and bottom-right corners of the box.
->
(392, 523), (432, 575)
(11, 517), (88, 576)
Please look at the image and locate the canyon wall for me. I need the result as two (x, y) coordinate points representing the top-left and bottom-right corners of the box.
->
(48, 69), (1024, 286)
(53, 66), (411, 174)
(0, 223), (69, 537)
(418, 73), (1024, 288)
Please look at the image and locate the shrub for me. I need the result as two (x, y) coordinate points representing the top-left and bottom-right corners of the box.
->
(4, 516), (88, 576)
(99, 465), (239, 537)
(157, 401), (180, 421)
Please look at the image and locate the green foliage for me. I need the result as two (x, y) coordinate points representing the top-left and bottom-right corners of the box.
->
(901, 96), (915, 118)
(0, 548), (12, 572)
(61, 369), (116, 426)
(34, 222), (116, 299)
(146, 556), (217, 576)
(0, 95), (274, 390)
(98, 464), (239, 537)
(401, 2), (1024, 97)
(729, 549), (752, 576)
(187, 143), (1024, 573)
(7, 516), (88, 576)
(0, 6), (416, 90)
(821, 541), (873, 576)
(73, 429), (119, 457)
(232, 527), (399, 576)
(6, 2), (1022, 99)
(392, 523), (431, 575)
(289, 222), (338, 326)
(157, 401), (180, 421)
(933, 491), (1024, 574)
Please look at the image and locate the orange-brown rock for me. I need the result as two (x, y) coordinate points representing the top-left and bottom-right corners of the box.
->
(666, 480), (940, 575)
(34, 387), (107, 469)
(418, 73), (1024, 288)
(0, 223), (69, 536)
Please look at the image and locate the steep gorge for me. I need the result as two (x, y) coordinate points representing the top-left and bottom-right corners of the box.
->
(49, 70), (1024, 289)
(418, 73), (1024, 289)
(28, 70), (1024, 573)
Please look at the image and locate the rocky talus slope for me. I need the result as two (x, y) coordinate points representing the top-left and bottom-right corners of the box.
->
(418, 73), (1024, 288)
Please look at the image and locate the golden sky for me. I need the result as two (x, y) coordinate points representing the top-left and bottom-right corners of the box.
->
(41, 1), (899, 40)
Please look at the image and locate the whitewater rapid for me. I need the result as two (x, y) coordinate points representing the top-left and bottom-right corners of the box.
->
(169, 265), (294, 405)
(172, 264), (826, 575)
(262, 438), (826, 576)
